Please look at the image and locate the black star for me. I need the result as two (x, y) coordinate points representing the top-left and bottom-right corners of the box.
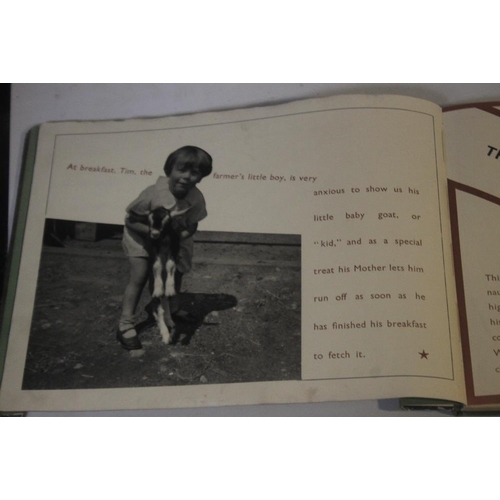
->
(419, 350), (429, 359)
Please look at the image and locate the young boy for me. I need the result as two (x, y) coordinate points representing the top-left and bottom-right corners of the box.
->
(117, 145), (212, 350)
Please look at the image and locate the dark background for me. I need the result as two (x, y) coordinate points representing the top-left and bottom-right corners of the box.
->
(0, 84), (9, 296)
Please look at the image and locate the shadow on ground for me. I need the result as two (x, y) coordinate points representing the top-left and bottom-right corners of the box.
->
(136, 292), (238, 346)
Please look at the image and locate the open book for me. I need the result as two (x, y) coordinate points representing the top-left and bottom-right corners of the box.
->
(1, 94), (499, 414)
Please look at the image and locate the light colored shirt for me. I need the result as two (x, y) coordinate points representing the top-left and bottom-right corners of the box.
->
(122, 176), (207, 273)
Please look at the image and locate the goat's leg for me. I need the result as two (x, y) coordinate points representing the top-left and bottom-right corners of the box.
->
(152, 253), (164, 298)
(152, 297), (173, 344)
(165, 258), (176, 297)
(158, 257), (177, 344)
(160, 295), (175, 344)
(151, 254), (173, 343)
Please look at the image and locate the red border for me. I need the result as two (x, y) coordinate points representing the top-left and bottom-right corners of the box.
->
(448, 180), (500, 405)
(444, 101), (500, 118)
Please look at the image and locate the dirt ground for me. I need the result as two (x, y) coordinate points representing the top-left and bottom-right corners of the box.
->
(22, 230), (301, 390)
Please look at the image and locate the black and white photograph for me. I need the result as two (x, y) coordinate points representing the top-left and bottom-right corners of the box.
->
(22, 218), (301, 390)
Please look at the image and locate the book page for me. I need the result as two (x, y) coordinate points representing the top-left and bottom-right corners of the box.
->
(445, 104), (500, 407)
(0, 95), (465, 411)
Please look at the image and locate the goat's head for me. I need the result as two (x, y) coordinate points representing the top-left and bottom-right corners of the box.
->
(148, 205), (192, 240)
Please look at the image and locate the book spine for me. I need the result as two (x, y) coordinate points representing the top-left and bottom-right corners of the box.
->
(0, 126), (39, 392)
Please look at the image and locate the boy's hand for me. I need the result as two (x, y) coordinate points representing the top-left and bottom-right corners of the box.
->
(170, 218), (186, 234)
(126, 213), (150, 237)
(173, 221), (198, 240)
(128, 213), (146, 224)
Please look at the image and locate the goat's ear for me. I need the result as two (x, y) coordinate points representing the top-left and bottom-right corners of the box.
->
(170, 205), (192, 218)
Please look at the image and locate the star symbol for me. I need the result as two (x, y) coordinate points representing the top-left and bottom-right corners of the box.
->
(419, 350), (429, 359)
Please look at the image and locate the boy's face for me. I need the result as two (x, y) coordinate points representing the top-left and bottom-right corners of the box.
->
(168, 163), (203, 198)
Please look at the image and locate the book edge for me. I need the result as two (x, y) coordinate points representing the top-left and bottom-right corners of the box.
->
(0, 126), (39, 391)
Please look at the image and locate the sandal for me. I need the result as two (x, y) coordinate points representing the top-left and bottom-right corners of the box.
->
(116, 327), (143, 350)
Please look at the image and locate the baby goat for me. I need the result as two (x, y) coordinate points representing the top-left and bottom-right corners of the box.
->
(148, 205), (191, 344)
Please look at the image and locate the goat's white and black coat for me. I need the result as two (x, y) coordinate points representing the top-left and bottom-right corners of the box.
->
(122, 176), (207, 273)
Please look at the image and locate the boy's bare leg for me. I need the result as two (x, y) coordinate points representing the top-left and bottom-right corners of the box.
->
(119, 257), (149, 338)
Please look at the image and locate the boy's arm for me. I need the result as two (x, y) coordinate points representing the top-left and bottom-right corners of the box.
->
(173, 221), (198, 240)
(125, 213), (150, 237)
(180, 222), (198, 240)
(124, 184), (156, 237)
